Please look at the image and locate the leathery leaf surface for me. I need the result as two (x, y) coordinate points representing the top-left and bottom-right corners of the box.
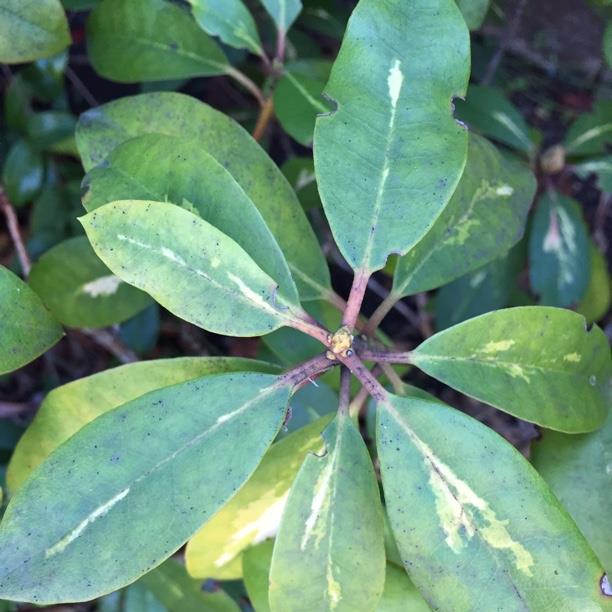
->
(82, 133), (297, 303)
(0, 372), (290, 603)
(75, 92), (330, 300)
(411, 307), (611, 432)
(80, 201), (303, 337)
(186, 415), (332, 580)
(7, 357), (277, 492)
(0, 266), (63, 375)
(532, 409), (612, 573)
(269, 413), (386, 611)
(377, 395), (607, 610)
(314, 0), (470, 272)
(393, 133), (535, 296)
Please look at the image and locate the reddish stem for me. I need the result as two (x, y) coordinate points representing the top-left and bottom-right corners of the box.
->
(275, 28), (287, 64)
(358, 349), (412, 364)
(337, 351), (388, 402)
(338, 367), (351, 415)
(288, 312), (330, 346)
(252, 97), (275, 141)
(278, 353), (336, 390)
(0, 188), (31, 277)
(342, 269), (370, 329)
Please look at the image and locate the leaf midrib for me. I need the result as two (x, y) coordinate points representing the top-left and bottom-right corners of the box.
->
(412, 352), (596, 380)
(109, 229), (297, 324)
(382, 402), (531, 610)
(0, 5), (55, 37)
(9, 383), (282, 574)
(100, 33), (228, 72)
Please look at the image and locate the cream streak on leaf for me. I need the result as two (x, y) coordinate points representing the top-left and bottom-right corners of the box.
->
(542, 205), (577, 285)
(384, 403), (535, 576)
(480, 340), (515, 354)
(81, 275), (122, 298)
(160, 246), (186, 266)
(45, 487), (130, 558)
(213, 493), (288, 568)
(387, 59), (404, 113)
(226, 272), (280, 316)
(301, 459), (334, 551)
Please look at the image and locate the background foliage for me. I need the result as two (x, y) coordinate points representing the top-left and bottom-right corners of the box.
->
(0, 0), (611, 609)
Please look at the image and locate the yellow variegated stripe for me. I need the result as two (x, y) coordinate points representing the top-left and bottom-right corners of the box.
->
(383, 400), (534, 575)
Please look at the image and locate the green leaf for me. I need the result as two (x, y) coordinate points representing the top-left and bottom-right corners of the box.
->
(188, 0), (263, 56)
(455, 85), (535, 154)
(0, 0), (70, 63)
(377, 395), (607, 610)
(82, 133), (297, 303)
(118, 304), (160, 355)
(531, 409), (612, 572)
(260, 0), (302, 32)
(0, 372), (290, 603)
(141, 559), (239, 612)
(577, 242), (611, 323)
(75, 92), (330, 300)
(411, 306), (612, 432)
(392, 133), (535, 297)
(28, 236), (151, 329)
(529, 192), (591, 307)
(274, 60), (331, 146)
(243, 541), (274, 612)
(87, 0), (228, 83)
(434, 251), (520, 330)
(281, 157), (321, 210)
(185, 416), (331, 579)
(314, 0), (470, 272)
(0, 266), (63, 375)
(7, 357), (276, 493)
(573, 155), (612, 193)
(30, 184), (82, 249)
(564, 100), (612, 156)
(2, 140), (44, 207)
(80, 200), (305, 336)
(103, 580), (165, 612)
(456, 0), (490, 29)
(3, 74), (32, 132)
(269, 414), (385, 611)
(26, 111), (76, 152)
(377, 564), (430, 612)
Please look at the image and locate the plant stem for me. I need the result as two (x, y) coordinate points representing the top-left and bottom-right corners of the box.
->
(348, 364), (383, 418)
(288, 311), (330, 345)
(275, 28), (287, 65)
(0, 187), (31, 277)
(337, 351), (388, 402)
(279, 353), (336, 389)
(342, 269), (370, 330)
(251, 26), (288, 142)
(225, 66), (265, 107)
(481, 0), (527, 85)
(338, 367), (351, 415)
(79, 329), (138, 364)
(358, 349), (412, 364)
(380, 363), (405, 395)
(365, 291), (400, 336)
(65, 66), (98, 107)
(252, 96), (275, 141)
(324, 289), (347, 312)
